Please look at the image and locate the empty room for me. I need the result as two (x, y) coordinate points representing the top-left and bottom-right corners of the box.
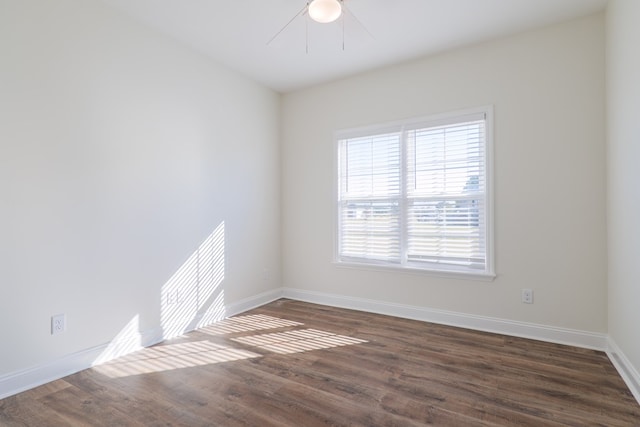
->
(1, 0), (639, 425)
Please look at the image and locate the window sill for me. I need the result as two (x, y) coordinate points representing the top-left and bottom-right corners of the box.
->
(333, 260), (496, 282)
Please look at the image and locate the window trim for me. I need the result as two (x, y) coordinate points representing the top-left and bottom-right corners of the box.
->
(333, 106), (495, 280)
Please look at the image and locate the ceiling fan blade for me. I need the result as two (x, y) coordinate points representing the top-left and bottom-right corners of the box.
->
(342, 3), (375, 41)
(267, 3), (310, 45)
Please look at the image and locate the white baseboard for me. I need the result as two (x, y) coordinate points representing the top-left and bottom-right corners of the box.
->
(225, 288), (284, 317)
(607, 338), (640, 404)
(0, 344), (106, 401)
(0, 288), (283, 401)
(281, 287), (608, 350)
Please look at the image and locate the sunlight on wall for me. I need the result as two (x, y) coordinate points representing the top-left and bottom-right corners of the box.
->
(86, 218), (370, 381)
(93, 340), (262, 378)
(91, 223), (227, 370)
(161, 222), (226, 340)
(93, 315), (143, 365)
(231, 329), (368, 355)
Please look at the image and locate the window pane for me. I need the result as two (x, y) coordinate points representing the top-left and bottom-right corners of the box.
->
(407, 121), (485, 197)
(407, 199), (485, 269)
(340, 133), (400, 199)
(339, 201), (400, 262)
(405, 119), (486, 270)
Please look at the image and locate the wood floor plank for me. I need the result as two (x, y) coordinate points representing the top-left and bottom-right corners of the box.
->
(36, 385), (145, 427)
(1, 298), (639, 426)
(0, 394), (70, 427)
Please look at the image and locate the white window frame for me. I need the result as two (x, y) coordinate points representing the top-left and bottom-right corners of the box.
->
(333, 106), (495, 281)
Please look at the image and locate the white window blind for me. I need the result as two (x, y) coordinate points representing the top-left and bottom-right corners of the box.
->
(338, 132), (401, 262)
(336, 108), (492, 277)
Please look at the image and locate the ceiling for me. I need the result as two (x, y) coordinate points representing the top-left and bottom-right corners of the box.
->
(100, 0), (608, 93)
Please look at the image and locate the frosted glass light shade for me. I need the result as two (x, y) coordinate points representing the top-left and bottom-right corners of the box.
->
(308, 0), (342, 24)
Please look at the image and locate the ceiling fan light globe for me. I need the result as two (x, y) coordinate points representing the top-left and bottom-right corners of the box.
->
(308, 0), (342, 24)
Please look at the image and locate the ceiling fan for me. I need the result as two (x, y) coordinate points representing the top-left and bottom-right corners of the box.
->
(267, 0), (371, 51)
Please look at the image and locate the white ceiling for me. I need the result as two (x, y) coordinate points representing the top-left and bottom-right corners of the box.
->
(100, 0), (608, 93)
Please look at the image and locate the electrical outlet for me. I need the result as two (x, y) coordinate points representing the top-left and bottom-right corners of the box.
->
(166, 289), (181, 305)
(51, 314), (66, 335)
(522, 289), (533, 304)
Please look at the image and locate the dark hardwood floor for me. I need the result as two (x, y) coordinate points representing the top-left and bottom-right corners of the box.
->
(1, 299), (639, 426)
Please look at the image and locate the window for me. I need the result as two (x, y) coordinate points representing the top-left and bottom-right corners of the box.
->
(336, 107), (493, 278)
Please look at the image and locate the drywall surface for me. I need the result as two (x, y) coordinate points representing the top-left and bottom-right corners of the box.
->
(281, 14), (606, 333)
(606, 0), (640, 380)
(0, 0), (280, 375)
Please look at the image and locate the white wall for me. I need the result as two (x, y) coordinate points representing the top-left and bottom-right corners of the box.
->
(0, 0), (280, 377)
(282, 14), (606, 333)
(606, 0), (640, 385)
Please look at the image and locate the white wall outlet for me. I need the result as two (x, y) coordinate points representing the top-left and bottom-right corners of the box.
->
(166, 289), (182, 305)
(522, 289), (533, 304)
(51, 313), (66, 335)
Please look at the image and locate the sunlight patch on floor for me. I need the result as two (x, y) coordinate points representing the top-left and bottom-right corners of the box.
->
(231, 328), (368, 355)
(199, 314), (303, 335)
(94, 340), (261, 378)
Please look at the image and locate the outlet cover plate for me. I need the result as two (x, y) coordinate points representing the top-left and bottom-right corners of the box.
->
(51, 314), (66, 335)
(522, 289), (533, 304)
